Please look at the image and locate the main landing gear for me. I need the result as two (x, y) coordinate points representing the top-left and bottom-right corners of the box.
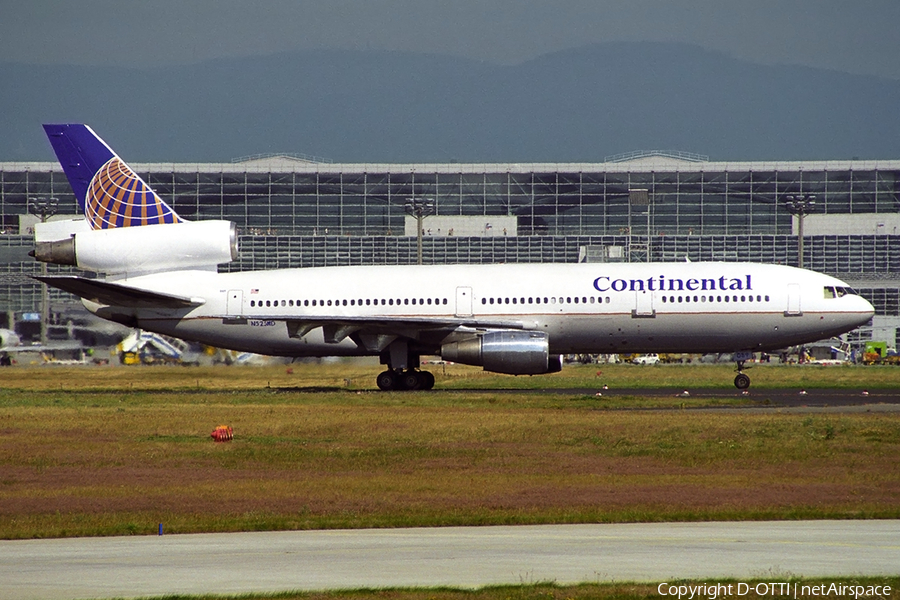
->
(375, 340), (436, 390)
(376, 368), (435, 391)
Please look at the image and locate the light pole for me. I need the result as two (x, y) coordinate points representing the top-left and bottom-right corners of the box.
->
(404, 198), (435, 265)
(784, 195), (816, 269)
(28, 197), (59, 345)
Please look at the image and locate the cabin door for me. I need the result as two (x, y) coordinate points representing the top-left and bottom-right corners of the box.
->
(226, 290), (244, 317)
(632, 288), (656, 318)
(455, 286), (473, 317)
(785, 283), (802, 316)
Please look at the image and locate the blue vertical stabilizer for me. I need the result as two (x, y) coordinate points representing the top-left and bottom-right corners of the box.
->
(42, 124), (182, 230)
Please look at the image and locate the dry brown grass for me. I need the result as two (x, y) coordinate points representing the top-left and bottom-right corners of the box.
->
(1, 362), (899, 539)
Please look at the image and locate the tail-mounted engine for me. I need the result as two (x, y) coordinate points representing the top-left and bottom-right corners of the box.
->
(441, 330), (562, 375)
(32, 220), (238, 275)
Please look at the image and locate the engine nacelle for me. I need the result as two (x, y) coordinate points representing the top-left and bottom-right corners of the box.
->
(32, 220), (238, 275)
(441, 330), (562, 375)
(0, 328), (21, 349)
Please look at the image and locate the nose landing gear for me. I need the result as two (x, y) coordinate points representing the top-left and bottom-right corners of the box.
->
(734, 350), (753, 390)
(733, 351), (753, 389)
(734, 371), (751, 390)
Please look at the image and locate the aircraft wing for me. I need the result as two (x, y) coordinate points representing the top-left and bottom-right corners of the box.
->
(35, 276), (205, 309)
(279, 315), (531, 350)
(1, 340), (84, 353)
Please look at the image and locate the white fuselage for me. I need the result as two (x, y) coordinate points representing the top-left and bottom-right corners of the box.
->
(90, 262), (874, 358)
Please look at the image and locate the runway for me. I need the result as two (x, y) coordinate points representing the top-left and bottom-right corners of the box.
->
(3, 521), (898, 600)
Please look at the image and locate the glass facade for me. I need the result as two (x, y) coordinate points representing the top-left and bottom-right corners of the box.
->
(4, 158), (898, 238)
(1, 157), (899, 319)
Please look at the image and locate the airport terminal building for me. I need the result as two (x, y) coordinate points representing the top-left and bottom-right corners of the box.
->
(2, 151), (899, 348)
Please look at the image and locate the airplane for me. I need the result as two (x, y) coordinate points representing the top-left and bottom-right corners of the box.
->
(0, 328), (84, 365)
(31, 124), (875, 390)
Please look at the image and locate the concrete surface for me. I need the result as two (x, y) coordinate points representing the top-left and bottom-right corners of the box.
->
(2, 520), (898, 600)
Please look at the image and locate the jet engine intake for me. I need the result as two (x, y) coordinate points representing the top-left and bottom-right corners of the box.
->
(441, 330), (561, 375)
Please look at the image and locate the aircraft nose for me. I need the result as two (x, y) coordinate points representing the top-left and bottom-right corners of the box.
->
(856, 295), (875, 325)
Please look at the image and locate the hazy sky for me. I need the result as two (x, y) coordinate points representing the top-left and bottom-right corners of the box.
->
(3, 1), (900, 80)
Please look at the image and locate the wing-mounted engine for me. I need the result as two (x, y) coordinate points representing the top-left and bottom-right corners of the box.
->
(32, 220), (238, 275)
(441, 330), (562, 375)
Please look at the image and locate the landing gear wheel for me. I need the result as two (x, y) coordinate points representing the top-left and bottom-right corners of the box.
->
(734, 373), (751, 390)
(376, 370), (397, 391)
(400, 370), (423, 391)
(420, 370), (435, 390)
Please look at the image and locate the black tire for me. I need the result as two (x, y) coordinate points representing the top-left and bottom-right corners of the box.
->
(734, 373), (751, 389)
(420, 370), (435, 390)
(376, 370), (397, 391)
(401, 370), (422, 391)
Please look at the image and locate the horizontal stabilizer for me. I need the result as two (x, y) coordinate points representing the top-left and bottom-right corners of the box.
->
(35, 276), (204, 309)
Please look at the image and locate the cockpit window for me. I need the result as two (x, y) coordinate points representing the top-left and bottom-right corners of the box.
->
(826, 286), (857, 298)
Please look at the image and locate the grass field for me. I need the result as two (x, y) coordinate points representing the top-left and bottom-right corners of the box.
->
(2, 360), (899, 391)
(1, 362), (898, 540)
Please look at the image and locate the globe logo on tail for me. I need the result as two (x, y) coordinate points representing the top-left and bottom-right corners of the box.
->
(85, 157), (182, 229)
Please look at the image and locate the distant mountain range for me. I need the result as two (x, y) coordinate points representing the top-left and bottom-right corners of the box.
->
(2, 42), (899, 163)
